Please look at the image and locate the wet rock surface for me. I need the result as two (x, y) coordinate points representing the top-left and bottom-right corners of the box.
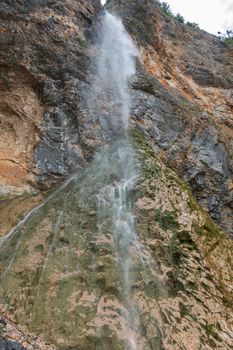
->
(0, 134), (232, 349)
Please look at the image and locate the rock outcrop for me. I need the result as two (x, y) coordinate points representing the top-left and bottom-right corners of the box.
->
(0, 305), (55, 350)
(0, 0), (233, 349)
(0, 0), (101, 195)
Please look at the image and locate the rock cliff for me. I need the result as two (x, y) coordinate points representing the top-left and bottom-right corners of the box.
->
(0, 0), (101, 196)
(105, 0), (233, 235)
(0, 0), (232, 349)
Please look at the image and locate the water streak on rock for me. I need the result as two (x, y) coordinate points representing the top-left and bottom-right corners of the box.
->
(92, 12), (141, 349)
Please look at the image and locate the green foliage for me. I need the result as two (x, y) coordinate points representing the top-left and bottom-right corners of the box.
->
(0, 323), (5, 336)
(187, 21), (199, 28)
(223, 29), (233, 38)
(195, 216), (219, 239)
(219, 30), (233, 48)
(130, 128), (161, 179)
(154, 210), (180, 231)
(159, 2), (173, 16)
(175, 13), (185, 23)
(179, 303), (190, 318)
(158, 2), (200, 29)
(170, 238), (185, 265)
(224, 37), (233, 47)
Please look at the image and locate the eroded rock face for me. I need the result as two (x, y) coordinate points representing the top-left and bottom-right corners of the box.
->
(0, 305), (56, 350)
(105, 0), (233, 235)
(0, 133), (232, 349)
(0, 67), (43, 196)
(0, 0), (102, 195)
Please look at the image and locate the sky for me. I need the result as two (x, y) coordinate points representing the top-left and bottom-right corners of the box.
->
(165, 0), (233, 34)
(101, 0), (233, 35)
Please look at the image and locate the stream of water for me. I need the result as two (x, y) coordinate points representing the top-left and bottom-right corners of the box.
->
(92, 11), (141, 349)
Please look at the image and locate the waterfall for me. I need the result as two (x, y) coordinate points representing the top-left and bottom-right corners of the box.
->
(90, 12), (138, 135)
(0, 10), (145, 350)
(91, 12), (141, 349)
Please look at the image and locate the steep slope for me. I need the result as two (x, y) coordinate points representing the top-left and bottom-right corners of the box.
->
(0, 133), (232, 349)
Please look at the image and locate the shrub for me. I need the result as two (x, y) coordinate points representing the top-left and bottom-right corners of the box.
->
(226, 29), (233, 38)
(224, 38), (233, 48)
(0, 323), (4, 336)
(219, 30), (233, 48)
(159, 2), (173, 16)
(175, 13), (185, 23)
(187, 21), (199, 28)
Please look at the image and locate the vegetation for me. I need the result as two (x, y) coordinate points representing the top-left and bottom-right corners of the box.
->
(0, 322), (4, 336)
(157, 2), (200, 29)
(218, 29), (233, 48)
(187, 21), (199, 28)
(159, 1), (173, 17)
(154, 209), (180, 231)
(175, 13), (185, 24)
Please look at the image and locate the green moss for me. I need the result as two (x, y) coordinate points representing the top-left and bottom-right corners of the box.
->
(76, 37), (91, 49)
(0, 193), (11, 201)
(149, 336), (164, 350)
(166, 270), (185, 297)
(222, 295), (233, 308)
(131, 129), (161, 180)
(155, 210), (180, 231)
(170, 235), (186, 265)
(176, 230), (197, 251)
(131, 129), (154, 156)
(224, 37), (233, 48)
(145, 278), (163, 300)
(202, 323), (221, 344)
(179, 303), (189, 318)
(0, 323), (4, 336)
(195, 215), (220, 239)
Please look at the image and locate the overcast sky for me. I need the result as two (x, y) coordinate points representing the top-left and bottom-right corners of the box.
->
(101, 0), (233, 35)
(166, 0), (233, 34)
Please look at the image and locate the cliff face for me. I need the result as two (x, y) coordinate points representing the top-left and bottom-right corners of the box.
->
(1, 0), (232, 234)
(0, 0), (101, 196)
(0, 0), (233, 349)
(106, 0), (233, 236)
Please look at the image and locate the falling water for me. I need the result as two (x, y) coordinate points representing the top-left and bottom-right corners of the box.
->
(0, 10), (146, 350)
(91, 12), (141, 349)
(91, 12), (138, 134)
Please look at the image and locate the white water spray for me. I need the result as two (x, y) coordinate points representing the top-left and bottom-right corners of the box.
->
(93, 12), (142, 349)
(92, 12), (138, 131)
